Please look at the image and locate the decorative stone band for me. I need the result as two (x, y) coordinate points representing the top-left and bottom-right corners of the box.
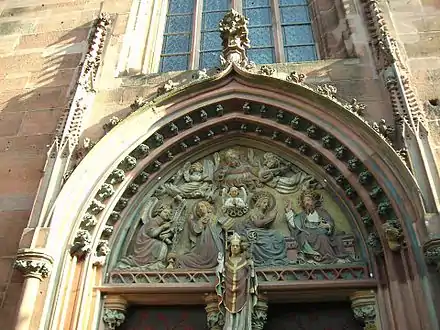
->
(423, 238), (440, 272)
(14, 249), (54, 280)
(103, 295), (128, 330)
(350, 290), (377, 330)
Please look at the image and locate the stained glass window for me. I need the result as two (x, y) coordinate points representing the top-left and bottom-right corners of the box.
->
(244, 0), (275, 64)
(158, 0), (318, 73)
(199, 0), (229, 68)
(159, 0), (195, 72)
(280, 0), (317, 62)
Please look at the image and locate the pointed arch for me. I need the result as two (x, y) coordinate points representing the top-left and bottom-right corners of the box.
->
(41, 64), (435, 330)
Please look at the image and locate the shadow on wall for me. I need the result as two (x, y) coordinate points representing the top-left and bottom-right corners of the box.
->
(0, 20), (97, 329)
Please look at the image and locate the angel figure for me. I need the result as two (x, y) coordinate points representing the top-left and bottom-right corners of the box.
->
(117, 198), (184, 270)
(258, 152), (319, 194)
(222, 186), (249, 217)
(162, 160), (217, 200)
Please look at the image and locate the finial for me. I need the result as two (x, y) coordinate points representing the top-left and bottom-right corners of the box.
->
(219, 9), (254, 69)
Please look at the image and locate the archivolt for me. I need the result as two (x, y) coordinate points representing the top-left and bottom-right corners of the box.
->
(44, 64), (428, 327)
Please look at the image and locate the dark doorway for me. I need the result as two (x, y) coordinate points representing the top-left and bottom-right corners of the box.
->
(119, 306), (208, 330)
(265, 301), (362, 330)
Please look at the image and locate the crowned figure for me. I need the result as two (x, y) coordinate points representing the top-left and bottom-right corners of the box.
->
(215, 232), (258, 330)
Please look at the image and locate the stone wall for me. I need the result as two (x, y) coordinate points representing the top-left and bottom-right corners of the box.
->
(380, 0), (440, 171)
(0, 0), (439, 328)
(0, 0), (104, 327)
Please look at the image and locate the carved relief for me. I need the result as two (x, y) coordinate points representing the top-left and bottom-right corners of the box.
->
(115, 147), (358, 271)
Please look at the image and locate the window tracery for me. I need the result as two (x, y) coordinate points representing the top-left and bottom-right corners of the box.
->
(117, 0), (352, 74)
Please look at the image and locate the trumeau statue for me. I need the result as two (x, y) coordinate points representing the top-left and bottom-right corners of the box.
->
(216, 232), (258, 330)
(116, 147), (357, 271)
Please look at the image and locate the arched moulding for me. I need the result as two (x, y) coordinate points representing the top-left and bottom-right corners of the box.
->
(70, 108), (407, 270)
(62, 64), (423, 279)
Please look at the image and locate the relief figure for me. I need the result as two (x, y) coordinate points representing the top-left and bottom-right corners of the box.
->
(285, 190), (349, 264)
(214, 149), (260, 189)
(234, 191), (290, 267)
(118, 198), (179, 270)
(172, 201), (224, 269)
(258, 152), (318, 194)
(162, 160), (216, 200)
(222, 186), (249, 217)
(216, 233), (258, 330)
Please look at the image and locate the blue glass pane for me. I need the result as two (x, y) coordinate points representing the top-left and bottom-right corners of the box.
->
(279, 0), (307, 5)
(283, 25), (314, 45)
(203, 0), (228, 10)
(166, 15), (192, 33)
(169, 0), (194, 14)
(285, 46), (317, 62)
(249, 27), (273, 47)
(201, 31), (222, 51)
(163, 34), (191, 53)
(200, 51), (221, 68)
(244, 7), (272, 26)
(202, 11), (227, 30)
(244, 0), (270, 7)
(248, 48), (275, 64)
(281, 6), (310, 23)
(160, 55), (189, 72)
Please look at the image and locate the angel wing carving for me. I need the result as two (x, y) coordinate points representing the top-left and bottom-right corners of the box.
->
(139, 197), (159, 224)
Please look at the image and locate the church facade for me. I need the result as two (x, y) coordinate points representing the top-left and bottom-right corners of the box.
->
(2, 0), (440, 329)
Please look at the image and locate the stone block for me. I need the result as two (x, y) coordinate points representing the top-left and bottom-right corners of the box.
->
(0, 35), (20, 54)
(0, 75), (29, 91)
(44, 52), (82, 70)
(26, 68), (76, 88)
(0, 21), (36, 37)
(0, 257), (14, 284)
(113, 13), (129, 36)
(0, 86), (69, 113)
(0, 112), (24, 137)
(0, 194), (36, 213)
(402, 32), (440, 58)
(34, 10), (98, 33)
(17, 28), (90, 49)
(19, 109), (62, 135)
(332, 79), (387, 102)
(0, 53), (44, 73)
(386, 0), (423, 12)
(0, 134), (51, 155)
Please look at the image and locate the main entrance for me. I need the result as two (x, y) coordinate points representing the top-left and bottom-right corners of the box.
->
(118, 302), (362, 330)
(43, 64), (434, 330)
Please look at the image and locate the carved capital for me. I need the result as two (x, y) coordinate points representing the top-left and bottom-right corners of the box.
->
(205, 293), (224, 330)
(350, 291), (377, 330)
(252, 294), (268, 330)
(14, 249), (53, 280)
(423, 238), (440, 271)
(103, 295), (128, 330)
(381, 219), (404, 252)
